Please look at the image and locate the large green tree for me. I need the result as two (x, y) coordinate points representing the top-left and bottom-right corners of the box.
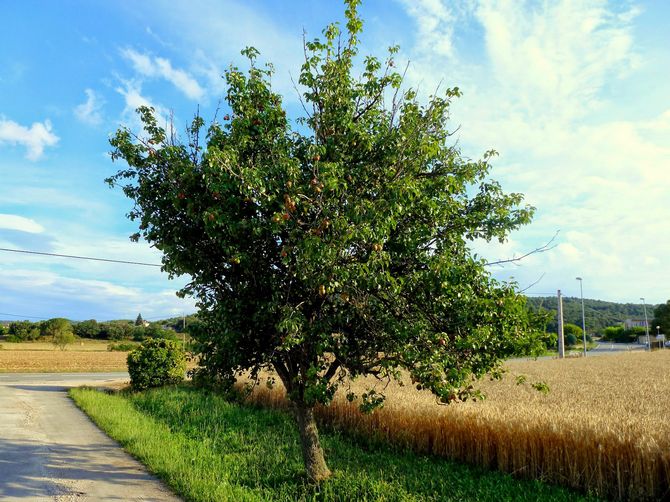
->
(652, 300), (670, 338)
(108, 1), (538, 481)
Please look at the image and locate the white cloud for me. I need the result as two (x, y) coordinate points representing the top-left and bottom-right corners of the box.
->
(115, 79), (171, 130)
(121, 48), (205, 101)
(473, 0), (638, 123)
(0, 268), (195, 320)
(397, 0), (458, 59)
(0, 117), (59, 160)
(0, 214), (45, 234)
(396, 1), (670, 303)
(74, 88), (105, 125)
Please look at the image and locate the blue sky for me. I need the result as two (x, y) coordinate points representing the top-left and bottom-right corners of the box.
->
(1, 0), (669, 321)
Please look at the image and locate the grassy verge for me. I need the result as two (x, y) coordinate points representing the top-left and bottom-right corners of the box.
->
(70, 386), (595, 502)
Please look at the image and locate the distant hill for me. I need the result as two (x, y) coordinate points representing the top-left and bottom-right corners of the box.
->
(526, 296), (656, 334)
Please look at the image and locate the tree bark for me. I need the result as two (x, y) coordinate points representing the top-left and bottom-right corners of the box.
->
(294, 403), (331, 482)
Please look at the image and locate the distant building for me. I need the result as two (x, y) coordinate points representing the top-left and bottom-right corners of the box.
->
(623, 319), (648, 329)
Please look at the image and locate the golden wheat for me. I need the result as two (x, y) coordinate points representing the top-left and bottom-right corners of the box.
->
(0, 349), (127, 372)
(242, 351), (670, 501)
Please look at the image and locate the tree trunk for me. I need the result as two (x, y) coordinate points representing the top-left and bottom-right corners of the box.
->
(294, 403), (331, 482)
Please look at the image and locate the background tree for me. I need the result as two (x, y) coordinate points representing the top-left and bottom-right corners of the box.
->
(652, 300), (670, 338)
(108, 0), (537, 481)
(7, 321), (40, 342)
(74, 319), (100, 339)
(135, 313), (145, 326)
(52, 328), (76, 350)
(42, 318), (75, 350)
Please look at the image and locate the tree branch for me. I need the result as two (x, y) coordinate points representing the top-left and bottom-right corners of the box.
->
(484, 230), (560, 268)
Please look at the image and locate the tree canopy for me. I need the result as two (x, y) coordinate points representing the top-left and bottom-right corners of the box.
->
(652, 300), (670, 337)
(108, 0), (537, 481)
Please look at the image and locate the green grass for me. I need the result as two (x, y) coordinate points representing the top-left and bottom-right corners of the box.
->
(70, 386), (597, 502)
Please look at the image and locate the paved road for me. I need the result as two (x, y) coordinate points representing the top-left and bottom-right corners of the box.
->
(0, 373), (181, 501)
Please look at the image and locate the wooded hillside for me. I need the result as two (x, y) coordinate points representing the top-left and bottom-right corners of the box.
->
(526, 296), (655, 334)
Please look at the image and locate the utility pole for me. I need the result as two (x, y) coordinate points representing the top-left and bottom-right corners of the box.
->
(576, 277), (587, 357)
(557, 289), (565, 359)
(641, 298), (650, 350)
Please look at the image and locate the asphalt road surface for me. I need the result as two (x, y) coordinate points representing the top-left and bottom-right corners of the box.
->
(0, 372), (181, 501)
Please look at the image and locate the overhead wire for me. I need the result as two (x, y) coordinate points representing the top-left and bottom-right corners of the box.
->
(0, 247), (161, 267)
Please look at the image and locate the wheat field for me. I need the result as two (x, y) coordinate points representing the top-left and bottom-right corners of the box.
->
(0, 349), (127, 372)
(242, 351), (670, 501)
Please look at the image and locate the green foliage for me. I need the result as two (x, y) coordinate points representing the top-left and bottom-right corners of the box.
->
(565, 333), (578, 347)
(74, 319), (100, 338)
(601, 326), (645, 343)
(127, 338), (186, 391)
(108, 342), (138, 352)
(131, 324), (179, 341)
(53, 329), (76, 350)
(71, 386), (590, 502)
(158, 314), (198, 333)
(109, 0), (535, 410)
(41, 318), (75, 349)
(108, 0), (539, 478)
(99, 320), (134, 340)
(8, 320), (41, 341)
(652, 300), (670, 338)
(563, 323), (582, 339)
(527, 296), (655, 335)
(42, 317), (72, 338)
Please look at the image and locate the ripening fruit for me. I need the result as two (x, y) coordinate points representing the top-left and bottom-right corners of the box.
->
(177, 192), (186, 200)
(312, 154), (321, 162)
(372, 243), (382, 252)
(272, 214), (281, 223)
(230, 257), (240, 265)
(282, 213), (291, 221)
(208, 213), (215, 221)
(223, 114), (230, 120)
(318, 284), (326, 296)
(286, 180), (292, 188)
(280, 248), (288, 258)
(340, 292), (349, 302)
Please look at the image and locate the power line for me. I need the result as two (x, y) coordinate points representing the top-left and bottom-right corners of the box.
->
(0, 312), (51, 320)
(0, 311), (192, 322)
(0, 247), (162, 267)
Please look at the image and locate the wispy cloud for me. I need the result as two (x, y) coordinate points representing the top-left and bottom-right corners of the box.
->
(397, 0), (458, 59)
(74, 88), (105, 125)
(0, 117), (59, 160)
(115, 78), (171, 130)
(0, 214), (45, 234)
(121, 48), (205, 101)
(395, 0), (670, 302)
(0, 268), (195, 320)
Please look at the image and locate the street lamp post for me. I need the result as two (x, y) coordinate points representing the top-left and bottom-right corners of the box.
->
(576, 277), (587, 357)
(641, 297), (651, 350)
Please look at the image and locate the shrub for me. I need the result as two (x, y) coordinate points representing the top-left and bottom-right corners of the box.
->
(565, 333), (578, 346)
(108, 342), (137, 352)
(127, 338), (186, 391)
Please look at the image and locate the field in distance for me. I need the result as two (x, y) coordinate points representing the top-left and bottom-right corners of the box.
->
(0, 338), (131, 372)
